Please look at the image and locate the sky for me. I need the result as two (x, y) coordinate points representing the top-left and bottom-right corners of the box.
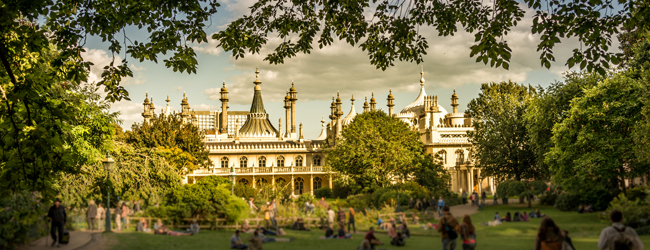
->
(80, 1), (619, 138)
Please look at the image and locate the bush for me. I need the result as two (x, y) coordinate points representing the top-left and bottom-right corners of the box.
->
(331, 182), (351, 198)
(314, 187), (332, 199)
(223, 196), (249, 223)
(143, 205), (191, 226)
(0, 191), (47, 250)
(234, 183), (258, 200)
(578, 186), (616, 211)
(555, 192), (581, 211)
(346, 193), (372, 209)
(296, 193), (315, 207)
(539, 193), (558, 206)
(626, 186), (648, 204)
(606, 193), (650, 228)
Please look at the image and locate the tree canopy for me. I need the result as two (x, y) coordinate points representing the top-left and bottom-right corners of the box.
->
(324, 110), (448, 193)
(467, 81), (540, 181)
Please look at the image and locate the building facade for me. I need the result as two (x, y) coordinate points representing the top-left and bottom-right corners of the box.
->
(141, 67), (494, 195)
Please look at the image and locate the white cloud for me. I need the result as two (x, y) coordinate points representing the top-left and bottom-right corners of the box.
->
(131, 64), (146, 71)
(81, 48), (146, 86)
(193, 33), (223, 56)
(174, 86), (184, 92)
(193, 103), (219, 111)
(110, 100), (144, 130)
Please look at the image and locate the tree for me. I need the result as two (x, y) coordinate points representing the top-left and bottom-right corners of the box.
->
(632, 35), (650, 165)
(525, 72), (603, 178)
(324, 110), (447, 193)
(467, 81), (539, 181)
(546, 72), (648, 194)
(214, 0), (650, 74)
(123, 113), (212, 174)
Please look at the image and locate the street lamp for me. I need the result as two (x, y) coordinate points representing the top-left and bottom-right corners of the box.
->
(395, 175), (401, 212)
(102, 152), (115, 232)
(478, 175), (484, 209)
(229, 165), (236, 195)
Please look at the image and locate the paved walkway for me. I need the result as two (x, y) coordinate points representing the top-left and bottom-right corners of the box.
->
(21, 231), (101, 250)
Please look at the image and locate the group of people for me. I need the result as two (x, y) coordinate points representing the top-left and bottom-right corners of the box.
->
(461, 190), (487, 206)
(85, 199), (141, 231)
(578, 204), (595, 213)
(232, 224), (293, 249)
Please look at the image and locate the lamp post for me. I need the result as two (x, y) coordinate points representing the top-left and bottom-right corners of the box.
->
(478, 175), (484, 210)
(229, 166), (236, 195)
(102, 152), (115, 232)
(395, 175), (401, 212)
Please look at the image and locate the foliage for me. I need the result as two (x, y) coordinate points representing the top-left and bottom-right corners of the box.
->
(257, 181), (292, 204)
(234, 183), (258, 200)
(143, 205), (192, 226)
(546, 72), (648, 194)
(626, 186), (648, 204)
(606, 193), (650, 228)
(313, 187), (332, 199)
(325, 111), (443, 193)
(539, 192), (558, 206)
(631, 36), (650, 164)
(296, 193), (316, 208)
(555, 186), (616, 212)
(0, 191), (46, 250)
(525, 72), (603, 176)
(0, 37), (116, 200)
(331, 182), (353, 198)
(213, 0), (650, 73)
(164, 176), (245, 221)
(346, 193), (372, 209)
(555, 192), (581, 211)
(467, 81), (540, 181)
(123, 113), (211, 174)
(413, 154), (451, 193)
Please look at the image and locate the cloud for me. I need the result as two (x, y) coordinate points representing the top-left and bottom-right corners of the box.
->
(81, 48), (146, 86)
(174, 86), (184, 92)
(131, 64), (146, 71)
(193, 33), (223, 56)
(193, 103), (219, 111)
(110, 100), (144, 130)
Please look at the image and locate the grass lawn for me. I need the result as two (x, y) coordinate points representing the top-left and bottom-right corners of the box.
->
(105, 203), (650, 250)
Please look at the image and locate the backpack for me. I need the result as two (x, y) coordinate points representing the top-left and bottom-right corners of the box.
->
(610, 226), (634, 250)
(444, 217), (458, 240)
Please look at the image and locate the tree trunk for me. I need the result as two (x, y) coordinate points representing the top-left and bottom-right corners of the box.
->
(527, 196), (532, 208)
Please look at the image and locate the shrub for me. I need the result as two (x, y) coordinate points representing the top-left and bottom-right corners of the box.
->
(578, 186), (616, 211)
(606, 193), (650, 228)
(223, 196), (249, 223)
(296, 193), (315, 208)
(371, 188), (391, 208)
(314, 187), (332, 199)
(626, 186), (648, 204)
(234, 183), (258, 200)
(0, 191), (47, 250)
(346, 193), (372, 209)
(143, 205), (191, 226)
(539, 193), (558, 206)
(331, 182), (351, 198)
(555, 192), (581, 211)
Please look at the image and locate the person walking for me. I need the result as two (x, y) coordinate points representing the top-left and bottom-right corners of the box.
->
(431, 196), (437, 216)
(326, 207), (335, 229)
(408, 198), (415, 210)
(533, 217), (565, 250)
(87, 200), (97, 231)
(437, 205), (459, 250)
(115, 205), (122, 231)
(597, 209), (644, 250)
(481, 191), (486, 205)
(461, 191), (467, 205)
(133, 201), (141, 214)
(269, 203), (278, 232)
(47, 198), (67, 247)
(437, 197), (445, 217)
(249, 197), (259, 214)
(120, 202), (130, 230)
(348, 208), (356, 233)
(337, 207), (346, 232)
(460, 215), (476, 250)
(96, 204), (105, 231)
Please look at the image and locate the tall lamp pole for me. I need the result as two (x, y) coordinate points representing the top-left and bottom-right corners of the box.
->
(230, 166), (236, 195)
(102, 152), (115, 232)
(395, 175), (401, 212)
(478, 175), (483, 209)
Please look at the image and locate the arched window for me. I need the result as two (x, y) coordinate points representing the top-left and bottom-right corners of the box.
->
(238, 178), (249, 185)
(259, 156), (267, 167)
(240, 156), (248, 168)
(296, 155), (303, 166)
(277, 156), (285, 167)
(256, 178), (268, 187)
(313, 177), (323, 190)
(438, 150), (447, 165)
(313, 155), (321, 166)
(295, 177), (305, 195)
(221, 157), (229, 168)
(276, 177), (286, 185)
(455, 150), (464, 165)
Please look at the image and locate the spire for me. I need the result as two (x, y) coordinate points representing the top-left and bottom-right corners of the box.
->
(316, 116), (328, 140)
(164, 95), (171, 117)
(239, 67), (278, 137)
(420, 65), (425, 86)
(370, 92), (377, 111)
(363, 96), (369, 112)
(351, 95), (355, 105)
(451, 88), (459, 114)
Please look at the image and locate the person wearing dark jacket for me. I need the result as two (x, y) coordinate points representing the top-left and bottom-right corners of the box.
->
(47, 198), (67, 247)
(87, 200), (98, 231)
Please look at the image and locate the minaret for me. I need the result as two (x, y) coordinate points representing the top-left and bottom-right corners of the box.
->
(180, 92), (191, 123)
(149, 96), (155, 116)
(278, 118), (283, 140)
(164, 95), (171, 117)
(335, 92), (343, 136)
(299, 123), (304, 140)
(289, 81), (298, 134)
(370, 92), (377, 111)
(284, 91), (291, 138)
(329, 96), (337, 140)
(363, 96), (369, 113)
(387, 89), (395, 116)
(142, 92), (152, 122)
(220, 82), (229, 134)
(451, 89), (459, 114)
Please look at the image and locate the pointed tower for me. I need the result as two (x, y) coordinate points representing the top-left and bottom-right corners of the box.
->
(342, 95), (357, 127)
(284, 91), (291, 138)
(289, 81), (298, 134)
(387, 89), (395, 116)
(219, 82), (229, 134)
(316, 117), (327, 140)
(363, 96), (369, 113)
(370, 92), (377, 111)
(142, 92), (152, 122)
(180, 92), (191, 123)
(238, 67), (279, 139)
(335, 92), (343, 136)
(163, 95), (172, 117)
(451, 89), (459, 114)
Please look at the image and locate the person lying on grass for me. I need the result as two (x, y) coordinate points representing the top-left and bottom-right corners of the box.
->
(255, 227), (294, 242)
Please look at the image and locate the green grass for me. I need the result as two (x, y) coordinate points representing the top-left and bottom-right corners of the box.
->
(106, 203), (650, 250)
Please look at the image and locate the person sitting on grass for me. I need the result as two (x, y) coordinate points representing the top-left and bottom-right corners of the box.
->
(231, 230), (249, 249)
(401, 223), (411, 238)
(586, 204), (595, 213)
(249, 231), (263, 250)
(388, 223), (397, 238)
(494, 212), (500, 221)
(358, 239), (372, 250)
(364, 227), (384, 249)
(241, 220), (255, 234)
(390, 232), (406, 246)
(521, 212), (529, 222)
(376, 218), (384, 230)
(502, 212), (512, 222)
(337, 227), (353, 239)
(189, 220), (200, 234)
(513, 212), (522, 222)
(154, 219), (165, 234)
(578, 204), (586, 214)
(321, 225), (336, 239)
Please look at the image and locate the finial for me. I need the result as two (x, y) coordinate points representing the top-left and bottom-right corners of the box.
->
(351, 95), (355, 104)
(292, 81), (294, 87)
(183, 91), (186, 99)
(255, 67), (259, 80)
(166, 95), (170, 103)
(390, 89), (392, 94)
(372, 92), (374, 97)
(146, 92), (149, 98)
(365, 96), (368, 102)
(420, 66), (425, 85)
(454, 88), (456, 94)
(223, 81), (226, 87)
(337, 91), (340, 97)
(332, 96), (335, 101)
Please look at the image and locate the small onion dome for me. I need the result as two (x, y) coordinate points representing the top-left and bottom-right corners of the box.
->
(221, 82), (228, 92)
(336, 92), (341, 103)
(388, 89), (394, 99)
(285, 91), (290, 101)
(370, 92), (376, 102)
(144, 92), (150, 104)
(290, 81), (297, 92)
(452, 89), (458, 98)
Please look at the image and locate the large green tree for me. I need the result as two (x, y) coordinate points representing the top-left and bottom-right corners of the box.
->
(123, 113), (211, 173)
(546, 72), (648, 194)
(467, 81), (539, 181)
(324, 110), (448, 193)
(215, 0), (650, 73)
(525, 72), (604, 176)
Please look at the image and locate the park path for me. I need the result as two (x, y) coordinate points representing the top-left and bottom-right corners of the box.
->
(20, 231), (104, 250)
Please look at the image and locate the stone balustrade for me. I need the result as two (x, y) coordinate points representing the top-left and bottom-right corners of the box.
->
(189, 166), (328, 176)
